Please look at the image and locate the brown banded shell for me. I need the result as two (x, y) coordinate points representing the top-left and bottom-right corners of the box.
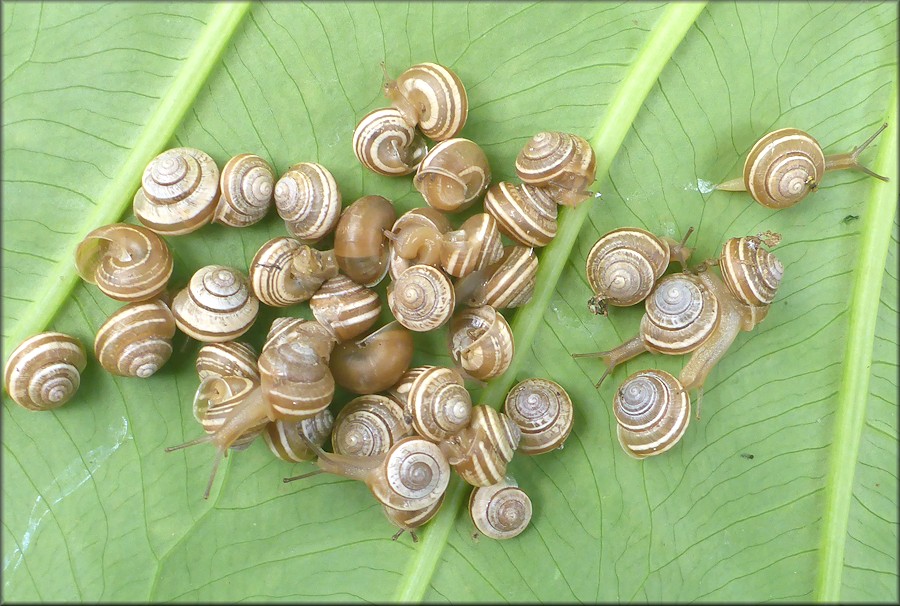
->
(334, 196), (397, 287)
(515, 132), (596, 207)
(383, 492), (445, 541)
(213, 153), (275, 227)
(4, 332), (87, 411)
(440, 213), (504, 278)
(94, 299), (176, 378)
(259, 340), (335, 420)
(171, 265), (259, 342)
(264, 409), (334, 462)
(332, 395), (413, 457)
(133, 147), (220, 235)
(413, 138), (490, 212)
(329, 322), (414, 395)
(274, 162), (341, 241)
(75, 223), (173, 303)
(387, 207), (452, 280)
(371, 437), (450, 510)
(469, 478), (533, 540)
(193, 376), (267, 450)
(448, 305), (514, 381)
(263, 318), (337, 358)
(384, 63), (468, 141)
(718, 236), (784, 307)
(742, 128), (826, 209)
(249, 237), (339, 307)
(309, 275), (382, 341)
(455, 245), (537, 309)
(504, 378), (574, 455)
(640, 273), (719, 355)
(585, 227), (672, 308)
(353, 108), (428, 176)
(407, 366), (472, 442)
(196, 341), (260, 381)
(614, 368), (691, 459)
(388, 265), (455, 332)
(483, 181), (557, 247)
(386, 366), (432, 420)
(442, 405), (520, 487)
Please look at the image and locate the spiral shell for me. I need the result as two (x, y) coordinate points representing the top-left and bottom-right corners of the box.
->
(353, 108), (428, 176)
(259, 340), (335, 420)
(483, 181), (558, 247)
(385, 63), (467, 141)
(213, 153), (275, 227)
(640, 273), (719, 355)
(371, 437), (451, 511)
(455, 245), (537, 309)
(193, 376), (267, 450)
(263, 318), (337, 358)
(515, 132), (596, 206)
(469, 478), (533, 540)
(440, 213), (504, 278)
(133, 147), (220, 235)
(388, 265), (455, 332)
(407, 366), (472, 442)
(274, 162), (341, 241)
(445, 405), (520, 487)
(4, 332), (87, 411)
(332, 395), (413, 457)
(586, 228), (671, 308)
(196, 341), (260, 381)
(719, 236), (784, 306)
(504, 378), (574, 455)
(743, 128), (825, 209)
(264, 409), (334, 462)
(614, 369), (690, 459)
(330, 322), (414, 395)
(448, 305), (514, 381)
(413, 138), (490, 212)
(383, 492), (445, 540)
(171, 265), (259, 342)
(75, 223), (173, 302)
(94, 300), (176, 377)
(334, 195), (397, 287)
(249, 237), (338, 307)
(309, 275), (382, 341)
(388, 208), (452, 280)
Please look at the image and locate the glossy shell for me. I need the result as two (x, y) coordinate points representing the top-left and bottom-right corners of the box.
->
(504, 378), (574, 455)
(469, 478), (533, 540)
(641, 273), (719, 355)
(94, 300), (176, 377)
(249, 237), (338, 307)
(413, 138), (490, 212)
(743, 128), (826, 209)
(388, 265), (455, 332)
(264, 410), (334, 462)
(407, 366), (472, 442)
(310, 275), (382, 341)
(4, 332), (86, 411)
(386, 365), (431, 420)
(353, 108), (427, 176)
(329, 322), (414, 395)
(371, 437), (451, 511)
(171, 265), (259, 342)
(196, 341), (260, 381)
(263, 318), (336, 357)
(586, 227), (670, 307)
(483, 181), (557, 247)
(334, 196), (397, 287)
(192, 376), (267, 450)
(446, 405), (520, 487)
(332, 395), (413, 457)
(274, 162), (341, 242)
(719, 236), (784, 306)
(386, 62), (468, 141)
(259, 341), (335, 420)
(456, 245), (537, 309)
(213, 153), (275, 227)
(388, 207), (451, 280)
(515, 132), (596, 206)
(448, 305), (514, 381)
(440, 213), (504, 278)
(383, 492), (445, 537)
(614, 369), (690, 459)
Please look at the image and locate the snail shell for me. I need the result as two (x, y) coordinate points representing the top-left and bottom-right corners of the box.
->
(742, 128), (826, 209)
(353, 108), (427, 176)
(329, 321), (414, 394)
(448, 305), (514, 381)
(718, 236), (784, 306)
(193, 376), (268, 450)
(483, 181), (558, 247)
(196, 341), (260, 381)
(443, 405), (520, 487)
(264, 409), (334, 462)
(274, 162), (341, 242)
(440, 213), (504, 278)
(413, 138), (490, 212)
(455, 245), (537, 309)
(171, 265), (259, 342)
(614, 369), (690, 459)
(94, 299), (176, 377)
(133, 147), (220, 235)
(334, 196), (397, 287)
(213, 153), (275, 227)
(4, 332), (87, 411)
(386, 365), (431, 422)
(387, 265), (455, 332)
(263, 318), (337, 357)
(407, 366), (472, 442)
(384, 63), (468, 142)
(585, 228), (672, 308)
(383, 492), (445, 541)
(641, 273), (719, 355)
(258, 340), (335, 420)
(249, 237), (339, 307)
(332, 395), (414, 457)
(504, 378), (574, 455)
(309, 275), (382, 342)
(388, 208), (452, 280)
(75, 223), (173, 302)
(469, 478), (533, 540)
(515, 132), (596, 207)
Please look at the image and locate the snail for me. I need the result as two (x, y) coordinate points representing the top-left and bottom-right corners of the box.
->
(413, 138), (490, 212)
(213, 153), (275, 227)
(504, 378), (574, 455)
(585, 226), (694, 315)
(331, 395), (413, 457)
(75, 223), (173, 302)
(448, 305), (514, 381)
(483, 181), (558, 247)
(353, 108), (428, 176)
(132, 147), (220, 235)
(716, 234), (784, 307)
(383, 492), (445, 542)
(406, 366), (472, 442)
(249, 237), (339, 307)
(171, 265), (259, 342)
(385, 207), (452, 280)
(469, 477), (532, 540)
(192, 376), (268, 452)
(440, 405), (521, 487)
(263, 317), (337, 356)
(329, 321), (414, 394)
(382, 62), (468, 141)
(309, 275), (382, 341)
(334, 195), (397, 287)
(196, 341), (260, 381)
(274, 162), (341, 242)
(4, 332), (87, 411)
(387, 265), (456, 332)
(263, 409), (334, 462)
(515, 132), (598, 207)
(715, 123), (889, 209)
(454, 245), (537, 309)
(440, 213), (504, 278)
(386, 366), (432, 420)
(613, 369), (691, 459)
(94, 299), (176, 377)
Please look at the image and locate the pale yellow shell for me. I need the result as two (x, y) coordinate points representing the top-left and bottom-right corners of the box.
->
(248, 237), (338, 307)
(213, 153), (275, 227)
(274, 162), (342, 241)
(263, 410), (334, 462)
(196, 341), (260, 382)
(353, 108), (427, 176)
(171, 265), (259, 342)
(332, 395), (413, 457)
(483, 181), (557, 247)
(385, 63), (468, 141)
(448, 305), (514, 381)
(407, 366), (472, 442)
(469, 478), (532, 540)
(388, 265), (455, 332)
(614, 368), (690, 459)
(193, 376), (268, 450)
(94, 299), (176, 377)
(413, 138), (490, 212)
(718, 236), (784, 307)
(309, 275), (382, 342)
(4, 332), (87, 411)
(504, 378), (573, 455)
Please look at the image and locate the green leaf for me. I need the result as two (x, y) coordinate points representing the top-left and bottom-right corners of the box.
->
(2, 2), (896, 602)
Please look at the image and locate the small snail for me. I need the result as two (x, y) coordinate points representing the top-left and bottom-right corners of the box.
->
(382, 62), (468, 141)
(274, 162), (341, 241)
(383, 492), (445, 542)
(715, 123), (889, 209)
(192, 376), (268, 452)
(133, 147), (220, 235)
(196, 341), (260, 381)
(504, 378), (574, 455)
(309, 275), (382, 341)
(264, 409), (334, 462)
(259, 340), (335, 420)
(440, 213), (504, 278)
(94, 299), (176, 377)
(213, 153), (275, 227)
(332, 395), (413, 457)
(483, 181), (557, 247)
(386, 365), (432, 419)
(171, 265), (259, 342)
(448, 305), (514, 381)
(585, 227), (694, 315)
(406, 366), (472, 442)
(440, 405), (520, 487)
(249, 237), (339, 307)
(613, 369), (690, 459)
(334, 195), (397, 287)
(469, 477), (532, 540)
(75, 223), (173, 302)
(329, 321), (414, 394)
(515, 132), (597, 207)
(717, 234), (784, 307)
(386, 207), (451, 280)
(353, 108), (427, 176)
(263, 317), (337, 356)
(4, 332), (87, 411)
(387, 265), (455, 332)
(454, 245), (537, 309)
(413, 138), (490, 212)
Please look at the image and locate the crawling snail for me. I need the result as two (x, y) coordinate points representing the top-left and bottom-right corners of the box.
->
(382, 62), (468, 142)
(248, 237), (339, 307)
(515, 131), (598, 207)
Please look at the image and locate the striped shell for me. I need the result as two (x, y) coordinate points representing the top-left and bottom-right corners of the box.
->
(334, 196), (397, 287)
(171, 265), (259, 342)
(719, 236), (784, 306)
(370, 437), (451, 511)
(329, 322), (414, 395)
(742, 128), (825, 209)
(388, 265), (455, 332)
(133, 147), (220, 235)
(213, 153), (275, 227)
(332, 395), (414, 457)
(263, 318), (337, 358)
(448, 305), (514, 381)
(309, 275), (382, 342)
(4, 332), (86, 411)
(383, 492), (445, 541)
(386, 365), (431, 420)
(388, 207), (451, 280)
(455, 245), (537, 309)
(440, 213), (504, 278)
(515, 132), (596, 207)
(193, 376), (267, 450)
(407, 366), (472, 442)
(469, 478), (532, 540)
(264, 409), (334, 462)
(196, 341), (260, 381)
(413, 138), (490, 212)
(385, 63), (468, 141)
(94, 299), (176, 377)
(75, 223), (173, 302)
(249, 237), (339, 307)
(353, 108), (427, 176)
(274, 162), (341, 242)
(443, 405), (520, 487)
(614, 369), (691, 459)
(586, 228), (671, 308)
(640, 273), (719, 355)
(504, 378), (574, 455)
(259, 340), (335, 420)
(483, 181), (558, 247)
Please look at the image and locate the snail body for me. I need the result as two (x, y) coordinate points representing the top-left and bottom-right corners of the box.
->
(515, 132), (597, 207)
(192, 376), (268, 451)
(171, 265), (259, 342)
(469, 478), (532, 539)
(387, 208), (451, 280)
(274, 162), (341, 241)
(440, 405), (520, 487)
(448, 305), (514, 381)
(334, 196), (397, 287)
(4, 332), (87, 411)
(264, 410), (334, 462)
(332, 395), (413, 457)
(413, 138), (490, 212)
(383, 62), (468, 141)
(196, 341), (260, 381)
(387, 265), (455, 332)
(309, 275), (382, 341)
(614, 369), (690, 458)
(504, 378), (574, 455)
(213, 153), (275, 227)
(353, 108), (427, 176)
(94, 299), (176, 377)
(249, 237), (339, 307)
(329, 322), (414, 394)
(483, 181), (557, 247)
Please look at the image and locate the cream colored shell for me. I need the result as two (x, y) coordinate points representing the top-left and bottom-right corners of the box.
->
(385, 63), (468, 141)
(388, 265), (455, 332)
(353, 108), (427, 176)
(448, 305), (514, 381)
(171, 265), (259, 342)
(515, 131), (596, 207)
(483, 181), (557, 247)
(614, 368), (690, 459)
(196, 341), (260, 381)
(213, 153), (275, 227)
(94, 299), (176, 377)
(585, 227), (671, 308)
(640, 273), (719, 355)
(263, 410), (334, 462)
(456, 245), (537, 310)
(249, 237), (338, 307)
(4, 332), (87, 411)
(192, 376), (267, 450)
(332, 394), (413, 457)
(718, 236), (784, 307)
(443, 405), (520, 487)
(309, 275), (382, 342)
(504, 378), (573, 455)
(274, 162), (341, 241)
(469, 478), (532, 540)
(407, 366), (472, 442)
